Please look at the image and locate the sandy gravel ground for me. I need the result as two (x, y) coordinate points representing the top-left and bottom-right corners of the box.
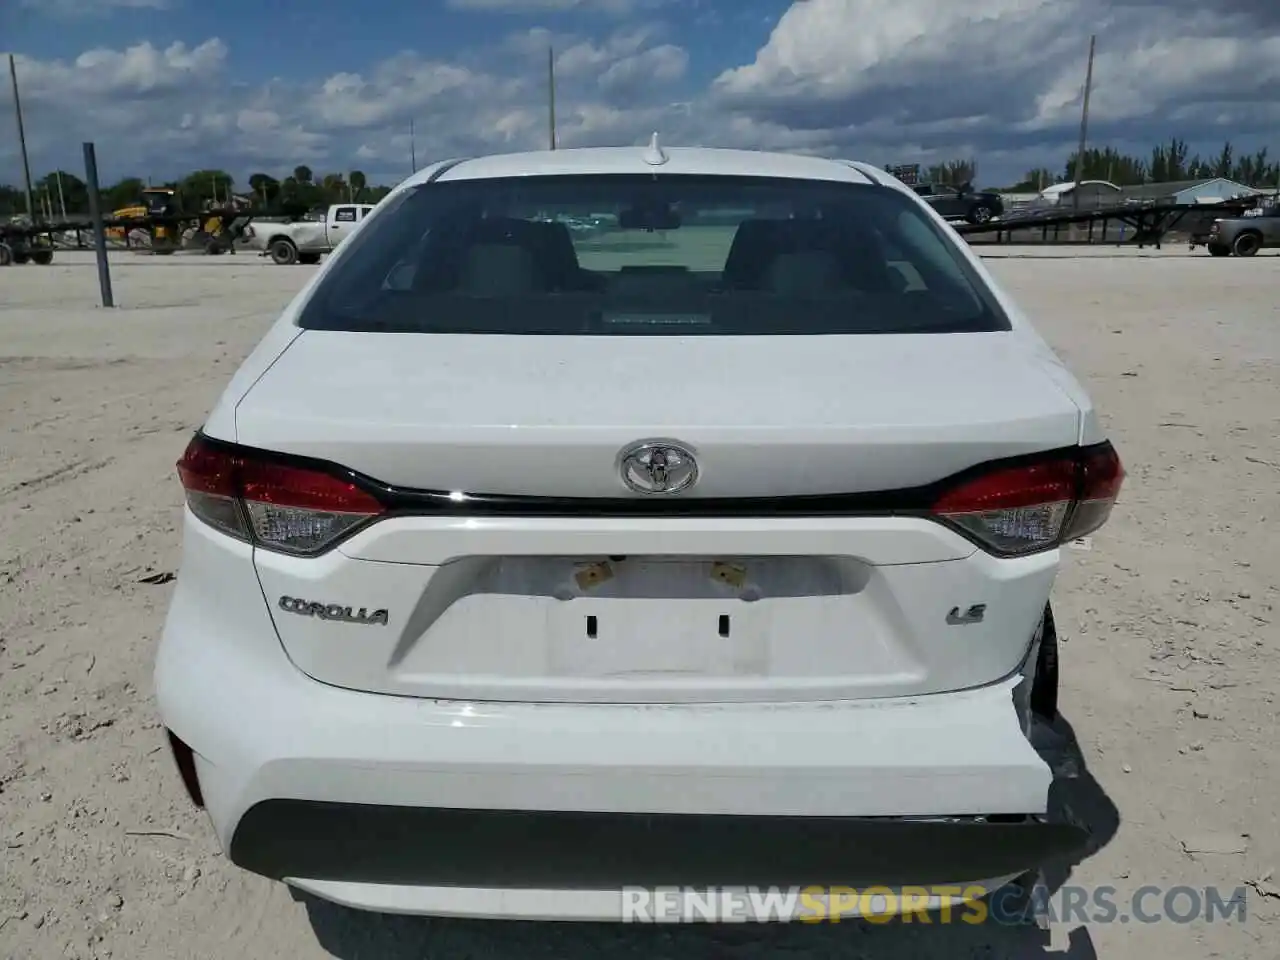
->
(1, 249), (1278, 959)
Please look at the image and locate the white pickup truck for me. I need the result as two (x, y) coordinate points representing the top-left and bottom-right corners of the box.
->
(256, 203), (376, 265)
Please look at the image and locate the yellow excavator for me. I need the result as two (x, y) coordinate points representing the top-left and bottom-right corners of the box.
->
(105, 187), (235, 253)
(106, 187), (182, 251)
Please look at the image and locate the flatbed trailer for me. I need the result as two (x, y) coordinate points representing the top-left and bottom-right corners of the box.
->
(0, 228), (55, 265)
(955, 198), (1257, 249)
(4, 198), (1258, 266)
(0, 204), (296, 265)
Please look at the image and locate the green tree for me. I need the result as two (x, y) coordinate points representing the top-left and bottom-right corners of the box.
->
(104, 177), (146, 213)
(1148, 138), (1190, 182)
(1213, 141), (1234, 178)
(248, 172), (280, 205)
(0, 183), (24, 217)
(1233, 148), (1275, 188)
(349, 170), (367, 201)
(36, 171), (89, 217)
(1063, 147), (1147, 185)
(278, 174), (325, 214)
(926, 160), (976, 186)
(1006, 168), (1056, 191)
(320, 172), (348, 202)
(179, 169), (235, 209)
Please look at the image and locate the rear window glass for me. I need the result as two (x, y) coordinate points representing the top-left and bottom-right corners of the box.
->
(298, 174), (1009, 335)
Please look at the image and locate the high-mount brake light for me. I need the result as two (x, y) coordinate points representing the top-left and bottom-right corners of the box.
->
(176, 436), (385, 556)
(931, 442), (1124, 557)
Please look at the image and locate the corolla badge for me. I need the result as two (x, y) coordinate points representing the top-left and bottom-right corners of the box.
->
(278, 596), (389, 626)
(618, 440), (699, 495)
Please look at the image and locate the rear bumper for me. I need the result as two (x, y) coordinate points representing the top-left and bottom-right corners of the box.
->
(235, 804), (1083, 888)
(180, 675), (1056, 820)
(154, 520), (1078, 919)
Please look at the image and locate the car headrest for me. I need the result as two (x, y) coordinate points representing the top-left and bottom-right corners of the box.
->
(416, 216), (582, 292)
(722, 219), (783, 289)
(466, 217), (582, 288)
(466, 216), (537, 244)
(459, 243), (539, 295)
(524, 219), (582, 284)
(723, 219), (849, 288)
(723, 217), (892, 292)
(763, 251), (845, 295)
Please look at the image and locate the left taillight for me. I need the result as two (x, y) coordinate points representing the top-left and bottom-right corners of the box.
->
(931, 441), (1125, 557)
(176, 434), (385, 556)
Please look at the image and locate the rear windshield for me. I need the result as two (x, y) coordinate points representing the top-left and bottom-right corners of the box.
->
(298, 174), (1009, 335)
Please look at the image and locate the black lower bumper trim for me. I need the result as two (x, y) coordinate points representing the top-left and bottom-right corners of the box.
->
(230, 802), (1089, 888)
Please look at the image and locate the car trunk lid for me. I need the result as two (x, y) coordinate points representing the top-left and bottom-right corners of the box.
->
(234, 330), (1079, 498)
(240, 329), (1079, 704)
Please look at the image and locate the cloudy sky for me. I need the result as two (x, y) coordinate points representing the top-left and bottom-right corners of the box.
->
(2, 0), (1278, 188)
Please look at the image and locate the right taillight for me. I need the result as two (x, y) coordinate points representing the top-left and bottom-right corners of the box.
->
(176, 434), (385, 556)
(932, 442), (1124, 557)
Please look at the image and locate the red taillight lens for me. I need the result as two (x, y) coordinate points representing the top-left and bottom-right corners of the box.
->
(176, 435), (384, 556)
(932, 442), (1124, 556)
(176, 438), (251, 542)
(1062, 441), (1125, 542)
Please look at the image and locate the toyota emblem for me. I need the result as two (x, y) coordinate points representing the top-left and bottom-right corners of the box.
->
(618, 440), (698, 495)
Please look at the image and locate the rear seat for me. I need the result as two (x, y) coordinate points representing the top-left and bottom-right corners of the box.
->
(722, 218), (897, 293)
(417, 216), (596, 293)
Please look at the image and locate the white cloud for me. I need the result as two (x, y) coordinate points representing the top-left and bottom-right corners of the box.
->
(2, 1), (1278, 189)
(308, 58), (481, 129)
(1029, 35), (1280, 128)
(598, 43), (688, 93)
(446, 0), (640, 12)
(15, 40), (226, 99)
(554, 24), (664, 78)
(708, 0), (1279, 170)
(716, 0), (1066, 99)
(18, 0), (169, 15)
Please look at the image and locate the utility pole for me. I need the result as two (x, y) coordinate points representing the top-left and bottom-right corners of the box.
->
(410, 119), (417, 173)
(8, 54), (37, 223)
(1072, 34), (1096, 210)
(56, 170), (67, 218)
(83, 142), (115, 308)
(548, 46), (557, 150)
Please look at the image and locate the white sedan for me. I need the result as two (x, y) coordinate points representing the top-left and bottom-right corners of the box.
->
(154, 139), (1123, 922)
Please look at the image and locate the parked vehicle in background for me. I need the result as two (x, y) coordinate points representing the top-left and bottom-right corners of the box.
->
(1000, 181), (1124, 222)
(257, 203), (377, 265)
(156, 141), (1124, 922)
(1203, 202), (1280, 256)
(912, 182), (1004, 223)
(0, 218), (55, 266)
